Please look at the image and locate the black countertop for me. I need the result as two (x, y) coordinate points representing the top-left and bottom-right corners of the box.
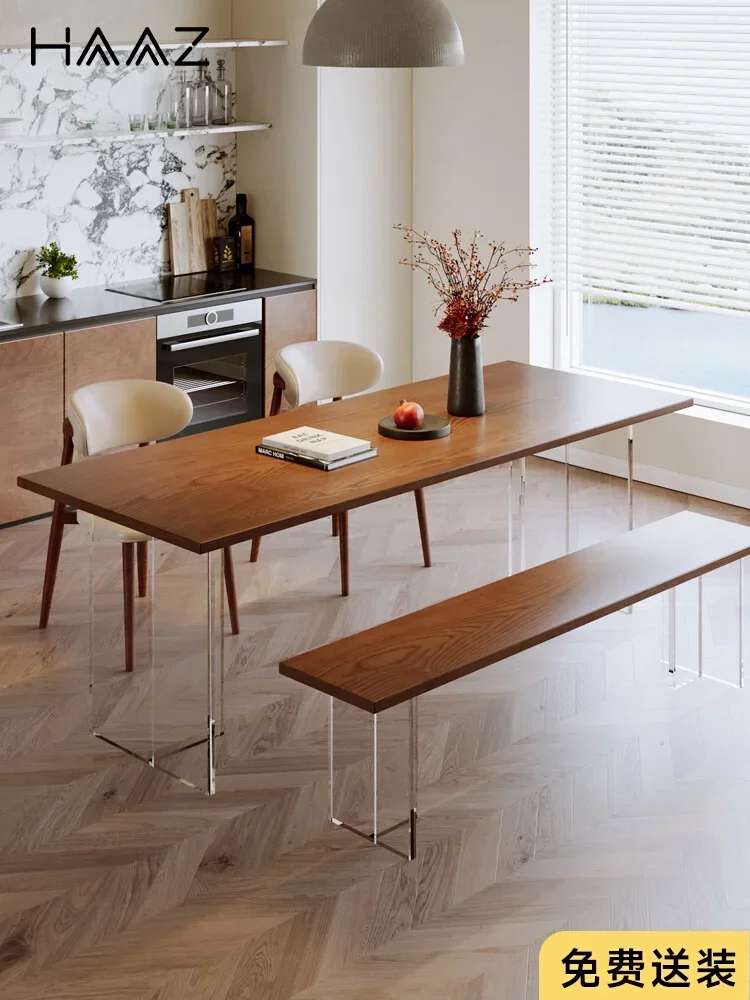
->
(0, 269), (317, 343)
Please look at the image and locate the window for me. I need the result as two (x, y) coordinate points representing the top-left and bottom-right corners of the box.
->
(551, 0), (750, 410)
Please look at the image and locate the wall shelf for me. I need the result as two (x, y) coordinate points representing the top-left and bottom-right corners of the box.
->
(0, 121), (271, 149)
(0, 39), (289, 53)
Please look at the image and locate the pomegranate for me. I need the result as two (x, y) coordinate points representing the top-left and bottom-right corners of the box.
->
(393, 399), (425, 430)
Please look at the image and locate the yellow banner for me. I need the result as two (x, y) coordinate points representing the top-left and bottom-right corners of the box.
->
(540, 931), (749, 995)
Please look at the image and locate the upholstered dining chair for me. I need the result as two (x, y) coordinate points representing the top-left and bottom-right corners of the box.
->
(251, 340), (432, 596)
(38, 379), (240, 672)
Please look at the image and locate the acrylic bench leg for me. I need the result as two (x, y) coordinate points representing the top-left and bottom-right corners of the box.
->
(329, 695), (419, 862)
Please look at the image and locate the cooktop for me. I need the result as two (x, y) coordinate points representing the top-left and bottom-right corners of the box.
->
(106, 274), (249, 303)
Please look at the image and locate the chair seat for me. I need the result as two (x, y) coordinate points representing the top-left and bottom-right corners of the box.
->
(78, 510), (151, 544)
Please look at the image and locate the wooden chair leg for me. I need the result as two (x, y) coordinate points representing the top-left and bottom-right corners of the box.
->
(269, 373), (285, 417)
(250, 537), (262, 563)
(136, 541), (148, 598)
(223, 548), (240, 636)
(338, 511), (350, 597)
(39, 500), (67, 629)
(39, 420), (76, 630)
(122, 543), (135, 673)
(332, 515), (339, 537)
(414, 488), (432, 568)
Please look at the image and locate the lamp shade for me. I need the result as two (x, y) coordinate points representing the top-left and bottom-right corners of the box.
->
(303, 0), (465, 68)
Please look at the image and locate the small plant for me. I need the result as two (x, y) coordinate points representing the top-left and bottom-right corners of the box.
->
(35, 243), (79, 281)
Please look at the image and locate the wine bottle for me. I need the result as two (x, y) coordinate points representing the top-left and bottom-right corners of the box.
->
(227, 193), (255, 272)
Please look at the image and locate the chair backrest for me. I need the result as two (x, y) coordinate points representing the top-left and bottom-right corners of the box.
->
(275, 340), (384, 408)
(66, 380), (193, 457)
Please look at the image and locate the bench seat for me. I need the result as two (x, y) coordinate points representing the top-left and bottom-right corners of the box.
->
(280, 512), (750, 714)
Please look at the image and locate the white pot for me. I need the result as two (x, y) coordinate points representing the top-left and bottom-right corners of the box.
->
(40, 275), (75, 298)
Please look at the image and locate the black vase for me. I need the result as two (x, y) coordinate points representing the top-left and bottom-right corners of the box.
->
(447, 337), (485, 417)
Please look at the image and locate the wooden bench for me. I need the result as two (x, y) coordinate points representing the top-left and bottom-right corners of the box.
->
(280, 511), (750, 858)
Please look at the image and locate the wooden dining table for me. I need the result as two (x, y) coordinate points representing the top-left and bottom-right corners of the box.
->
(18, 361), (693, 792)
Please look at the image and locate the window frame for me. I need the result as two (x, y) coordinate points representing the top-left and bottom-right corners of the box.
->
(545, 0), (750, 418)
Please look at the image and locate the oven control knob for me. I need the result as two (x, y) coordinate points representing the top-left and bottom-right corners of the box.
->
(205, 310), (218, 327)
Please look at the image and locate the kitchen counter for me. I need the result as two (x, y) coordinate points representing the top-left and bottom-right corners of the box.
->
(0, 269), (317, 344)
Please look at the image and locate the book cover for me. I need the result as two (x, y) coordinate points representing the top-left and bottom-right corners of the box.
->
(261, 426), (372, 463)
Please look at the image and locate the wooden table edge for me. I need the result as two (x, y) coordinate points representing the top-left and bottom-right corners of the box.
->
(16, 395), (694, 555)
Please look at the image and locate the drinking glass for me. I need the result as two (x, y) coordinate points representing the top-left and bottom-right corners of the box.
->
(128, 113), (145, 132)
(165, 111), (179, 131)
(147, 113), (163, 131)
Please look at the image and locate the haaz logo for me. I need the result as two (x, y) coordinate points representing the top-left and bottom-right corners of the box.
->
(30, 27), (211, 67)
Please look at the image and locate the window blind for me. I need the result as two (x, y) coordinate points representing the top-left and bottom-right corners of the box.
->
(552, 0), (750, 316)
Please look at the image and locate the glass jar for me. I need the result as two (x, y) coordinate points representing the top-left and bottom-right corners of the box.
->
(211, 58), (233, 126)
(189, 65), (211, 128)
(171, 70), (189, 128)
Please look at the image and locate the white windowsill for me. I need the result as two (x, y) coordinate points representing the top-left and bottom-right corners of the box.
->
(679, 404), (750, 431)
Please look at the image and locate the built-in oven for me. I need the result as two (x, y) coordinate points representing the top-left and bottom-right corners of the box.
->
(157, 299), (264, 436)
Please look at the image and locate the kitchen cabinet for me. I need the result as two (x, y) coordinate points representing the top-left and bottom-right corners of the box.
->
(0, 285), (315, 529)
(0, 334), (64, 523)
(264, 290), (317, 414)
(64, 318), (156, 402)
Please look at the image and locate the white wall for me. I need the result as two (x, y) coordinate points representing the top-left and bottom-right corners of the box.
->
(412, 0), (530, 380)
(234, 3), (414, 389)
(233, 0), (319, 279)
(319, 68), (413, 387)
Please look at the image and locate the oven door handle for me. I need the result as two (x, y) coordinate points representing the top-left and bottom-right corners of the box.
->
(162, 329), (260, 352)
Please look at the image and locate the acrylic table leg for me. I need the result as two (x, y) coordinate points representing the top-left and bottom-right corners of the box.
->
(408, 697), (419, 861)
(372, 713), (379, 845)
(507, 463), (514, 577)
(627, 425), (634, 531)
(506, 459), (526, 576)
(564, 445), (571, 554)
(621, 426), (636, 615)
(206, 548), (225, 796)
(518, 458), (527, 572)
(329, 696), (335, 821)
(88, 522), (96, 733)
(663, 588), (677, 678)
(698, 576), (704, 680)
(739, 560), (745, 690)
(146, 539), (156, 765)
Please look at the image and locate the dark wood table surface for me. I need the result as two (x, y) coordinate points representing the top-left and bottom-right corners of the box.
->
(18, 362), (693, 554)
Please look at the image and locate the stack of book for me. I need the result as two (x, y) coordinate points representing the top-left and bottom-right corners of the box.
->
(256, 427), (377, 471)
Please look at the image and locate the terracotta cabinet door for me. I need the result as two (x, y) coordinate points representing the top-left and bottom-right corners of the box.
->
(264, 290), (317, 415)
(64, 318), (156, 404)
(0, 334), (64, 524)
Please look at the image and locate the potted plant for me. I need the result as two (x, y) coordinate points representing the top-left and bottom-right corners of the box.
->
(396, 226), (547, 417)
(35, 243), (80, 298)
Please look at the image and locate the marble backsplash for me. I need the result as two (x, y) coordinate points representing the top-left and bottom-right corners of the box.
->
(0, 48), (237, 298)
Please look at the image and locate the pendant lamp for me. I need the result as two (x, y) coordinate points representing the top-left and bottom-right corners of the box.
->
(303, 0), (464, 68)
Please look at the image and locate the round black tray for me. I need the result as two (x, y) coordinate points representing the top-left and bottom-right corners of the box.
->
(378, 414), (451, 441)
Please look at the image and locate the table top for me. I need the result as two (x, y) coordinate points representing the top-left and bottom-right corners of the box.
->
(18, 362), (693, 554)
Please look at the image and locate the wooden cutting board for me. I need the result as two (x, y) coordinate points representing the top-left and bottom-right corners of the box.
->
(167, 201), (190, 276)
(181, 187), (206, 273)
(168, 189), (218, 275)
(201, 197), (218, 266)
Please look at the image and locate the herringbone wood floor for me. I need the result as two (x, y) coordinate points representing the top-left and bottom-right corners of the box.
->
(0, 456), (749, 999)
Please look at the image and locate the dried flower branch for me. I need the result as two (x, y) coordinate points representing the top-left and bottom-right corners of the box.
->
(395, 225), (549, 340)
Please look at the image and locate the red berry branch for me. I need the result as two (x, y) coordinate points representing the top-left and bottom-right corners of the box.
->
(395, 225), (549, 340)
